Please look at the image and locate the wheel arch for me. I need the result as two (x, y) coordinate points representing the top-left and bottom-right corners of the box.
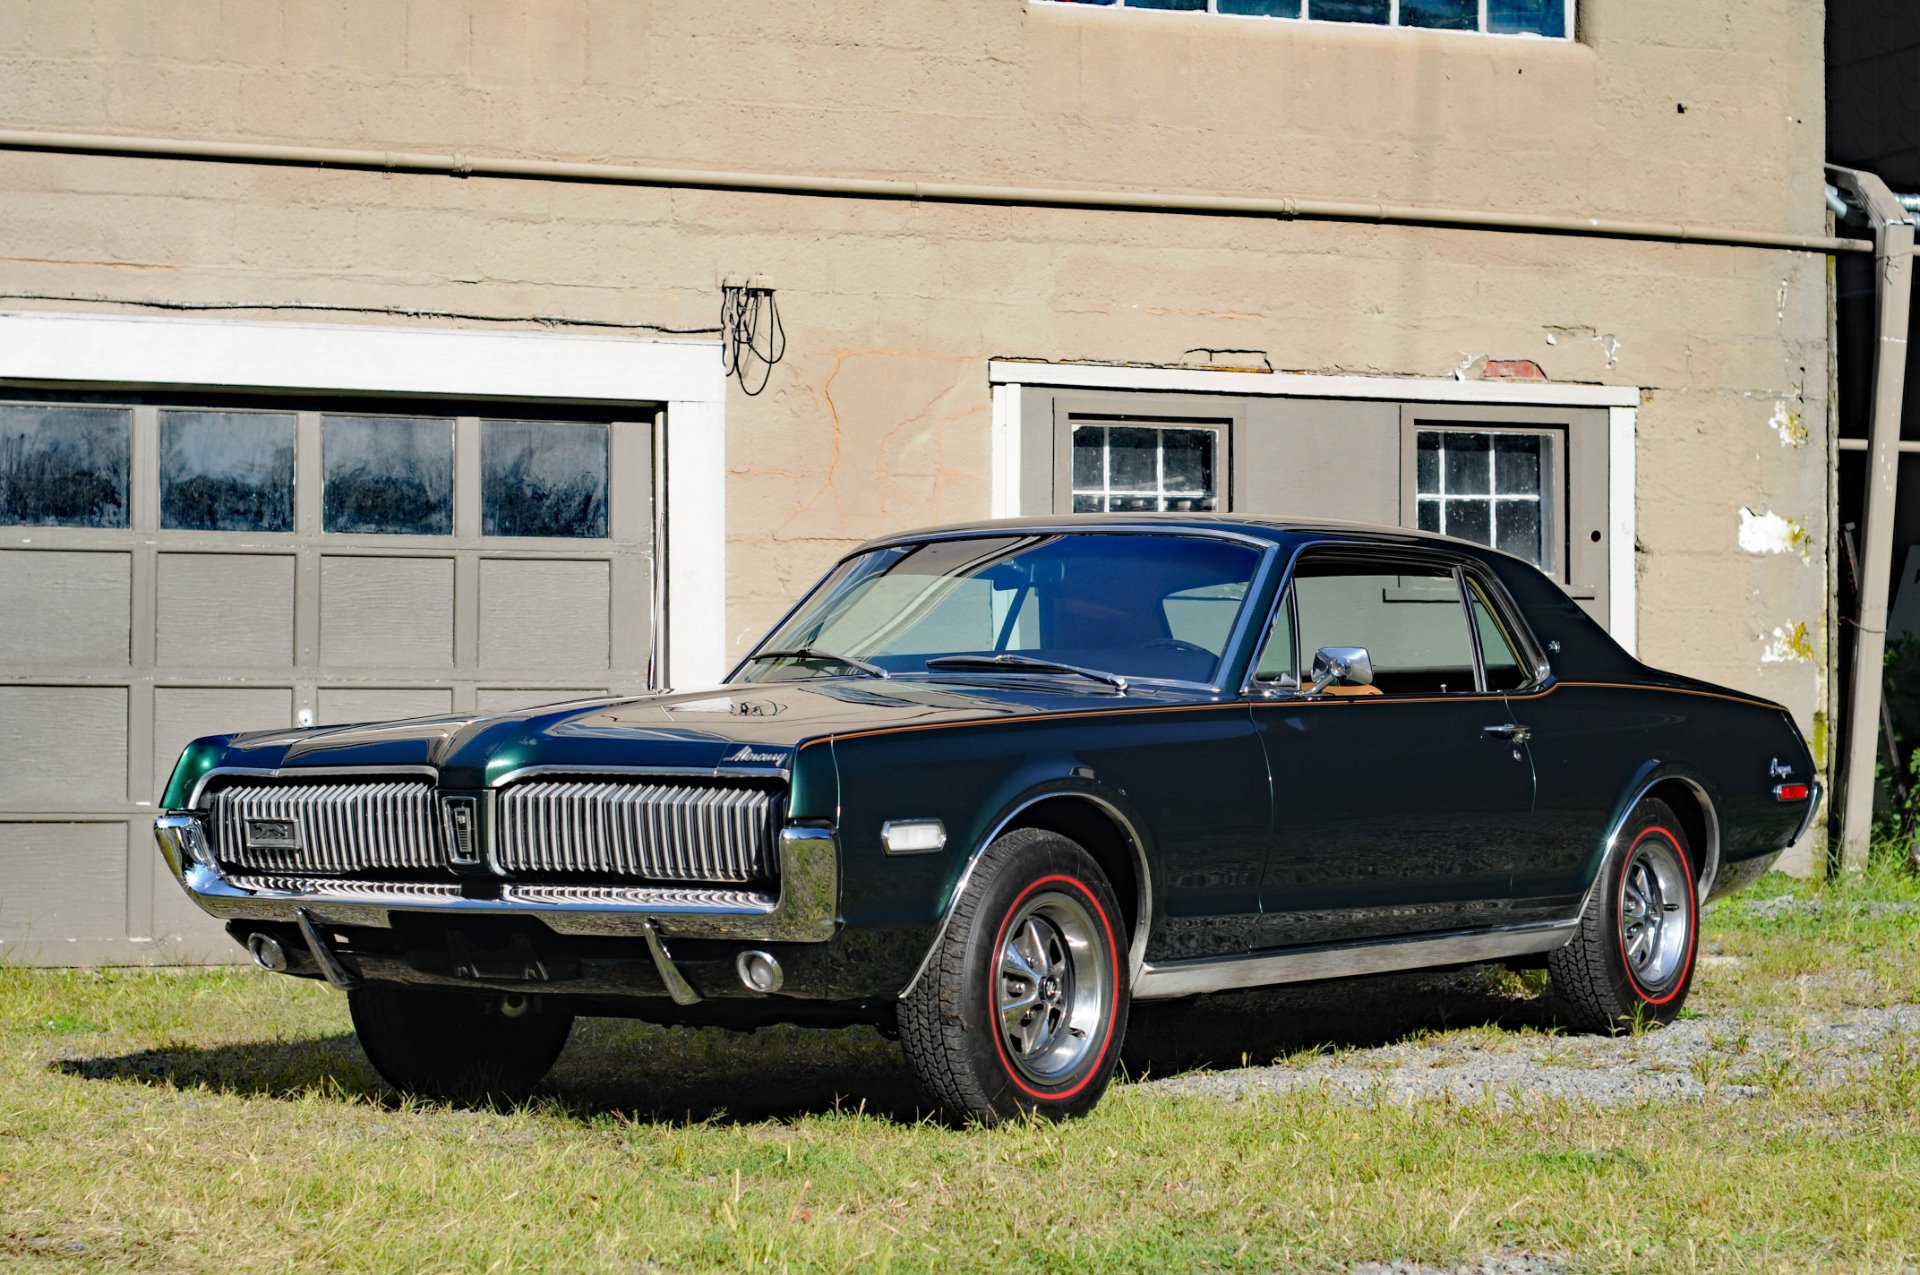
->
(1598, 765), (1722, 906)
(896, 783), (1154, 1001)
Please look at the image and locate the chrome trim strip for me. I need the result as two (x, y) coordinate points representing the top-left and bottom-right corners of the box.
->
(487, 762), (793, 786)
(895, 791), (1154, 1001)
(1132, 918), (1579, 1000)
(186, 765), (438, 811)
(154, 815), (838, 943)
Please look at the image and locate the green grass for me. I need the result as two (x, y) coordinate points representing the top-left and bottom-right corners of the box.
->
(3, 868), (1919, 1273)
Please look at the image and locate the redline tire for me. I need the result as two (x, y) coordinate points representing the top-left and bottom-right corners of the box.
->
(348, 985), (574, 1106)
(1549, 797), (1700, 1033)
(898, 828), (1130, 1125)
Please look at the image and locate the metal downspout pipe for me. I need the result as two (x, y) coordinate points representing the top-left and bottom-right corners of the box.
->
(1829, 165), (1917, 870)
(0, 128), (1874, 256)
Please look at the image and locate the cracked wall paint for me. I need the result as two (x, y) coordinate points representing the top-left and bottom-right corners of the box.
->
(1769, 399), (1808, 447)
(1738, 507), (1810, 559)
(1760, 619), (1815, 664)
(1593, 333), (1620, 369)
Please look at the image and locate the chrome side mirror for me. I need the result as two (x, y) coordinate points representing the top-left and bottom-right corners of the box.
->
(1308, 645), (1374, 694)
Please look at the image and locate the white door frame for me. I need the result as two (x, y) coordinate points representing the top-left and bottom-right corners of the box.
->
(0, 309), (729, 686)
(990, 360), (1639, 653)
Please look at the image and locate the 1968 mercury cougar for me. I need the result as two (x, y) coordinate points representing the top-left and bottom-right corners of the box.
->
(156, 517), (1818, 1122)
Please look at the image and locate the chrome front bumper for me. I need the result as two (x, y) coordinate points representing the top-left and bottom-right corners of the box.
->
(154, 814), (839, 943)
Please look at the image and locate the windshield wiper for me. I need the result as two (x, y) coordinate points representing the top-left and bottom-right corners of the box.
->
(923, 653), (1128, 692)
(743, 647), (890, 678)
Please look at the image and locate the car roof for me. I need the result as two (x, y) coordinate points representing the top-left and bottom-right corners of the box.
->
(852, 513), (1523, 564)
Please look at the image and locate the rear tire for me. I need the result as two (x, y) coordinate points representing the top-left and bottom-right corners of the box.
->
(1549, 797), (1700, 1033)
(348, 985), (574, 1105)
(899, 828), (1130, 1125)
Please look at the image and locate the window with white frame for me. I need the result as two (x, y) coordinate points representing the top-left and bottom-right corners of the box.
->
(1070, 421), (1222, 513)
(1040, 0), (1570, 38)
(1414, 428), (1556, 573)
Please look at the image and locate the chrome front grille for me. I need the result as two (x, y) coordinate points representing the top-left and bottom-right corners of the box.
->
(495, 780), (780, 884)
(211, 782), (442, 875)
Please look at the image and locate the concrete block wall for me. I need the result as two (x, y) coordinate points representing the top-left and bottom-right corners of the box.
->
(0, 0), (1834, 796)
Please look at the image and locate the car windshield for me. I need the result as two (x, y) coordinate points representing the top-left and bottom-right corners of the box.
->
(737, 532), (1265, 687)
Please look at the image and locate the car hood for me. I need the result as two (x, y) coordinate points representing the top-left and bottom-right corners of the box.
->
(203, 678), (1208, 789)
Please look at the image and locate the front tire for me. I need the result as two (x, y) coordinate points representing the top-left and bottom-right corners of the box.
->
(1549, 797), (1700, 1032)
(348, 985), (574, 1105)
(899, 828), (1130, 1125)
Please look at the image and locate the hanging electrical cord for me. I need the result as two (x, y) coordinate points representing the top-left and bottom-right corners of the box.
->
(720, 278), (786, 395)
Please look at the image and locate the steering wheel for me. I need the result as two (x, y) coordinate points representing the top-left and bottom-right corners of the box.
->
(1140, 638), (1215, 657)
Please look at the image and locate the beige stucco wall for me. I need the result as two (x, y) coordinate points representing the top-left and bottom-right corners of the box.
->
(1, 0), (1834, 846)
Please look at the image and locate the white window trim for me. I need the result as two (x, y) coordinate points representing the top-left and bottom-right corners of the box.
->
(989, 360), (1638, 653)
(0, 309), (729, 686)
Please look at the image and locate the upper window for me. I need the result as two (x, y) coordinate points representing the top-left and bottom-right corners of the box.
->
(322, 414), (454, 536)
(1071, 421), (1222, 514)
(160, 410), (295, 533)
(482, 420), (609, 539)
(0, 404), (130, 529)
(1042, 0), (1569, 37)
(1415, 428), (1555, 573)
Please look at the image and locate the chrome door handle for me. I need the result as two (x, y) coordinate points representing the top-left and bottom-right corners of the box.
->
(1483, 723), (1532, 743)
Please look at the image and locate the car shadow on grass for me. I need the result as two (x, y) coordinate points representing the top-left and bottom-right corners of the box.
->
(1119, 965), (1564, 1079)
(54, 966), (1558, 1123)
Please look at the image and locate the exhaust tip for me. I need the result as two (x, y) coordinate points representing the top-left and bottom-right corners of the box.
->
(736, 950), (784, 994)
(246, 932), (289, 973)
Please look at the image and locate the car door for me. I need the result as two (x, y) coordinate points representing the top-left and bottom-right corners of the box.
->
(1248, 549), (1538, 947)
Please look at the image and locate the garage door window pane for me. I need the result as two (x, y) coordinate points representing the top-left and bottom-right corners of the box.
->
(482, 420), (610, 539)
(160, 411), (295, 532)
(0, 404), (130, 528)
(322, 415), (454, 535)
(1071, 423), (1219, 513)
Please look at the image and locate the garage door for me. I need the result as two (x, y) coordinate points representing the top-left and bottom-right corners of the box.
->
(0, 393), (656, 963)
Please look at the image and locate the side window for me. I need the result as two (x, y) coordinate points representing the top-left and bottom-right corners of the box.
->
(1293, 560), (1478, 695)
(1253, 587), (1296, 685)
(1469, 580), (1533, 692)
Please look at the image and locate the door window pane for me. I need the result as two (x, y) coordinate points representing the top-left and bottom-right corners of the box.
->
(1219, 0), (1300, 13)
(1071, 422), (1220, 513)
(1415, 429), (1553, 573)
(0, 405), (130, 528)
(1127, 0), (1206, 8)
(1253, 587), (1297, 684)
(1402, 0), (1476, 27)
(322, 415), (454, 535)
(481, 420), (609, 539)
(160, 411), (295, 532)
(1294, 562), (1477, 695)
(1307, 0), (1390, 22)
(1488, 0), (1566, 36)
(1470, 582), (1531, 692)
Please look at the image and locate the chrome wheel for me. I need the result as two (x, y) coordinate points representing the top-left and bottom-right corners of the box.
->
(1619, 833), (1691, 992)
(996, 890), (1110, 1086)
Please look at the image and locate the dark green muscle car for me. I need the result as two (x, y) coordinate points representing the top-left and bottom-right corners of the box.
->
(156, 517), (1818, 1122)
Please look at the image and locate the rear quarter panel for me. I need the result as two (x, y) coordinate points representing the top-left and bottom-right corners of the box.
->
(1516, 681), (1812, 908)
